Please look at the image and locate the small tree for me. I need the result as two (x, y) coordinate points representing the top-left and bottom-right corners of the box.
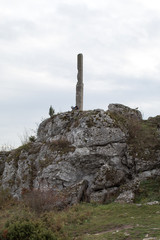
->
(29, 136), (36, 142)
(49, 105), (55, 118)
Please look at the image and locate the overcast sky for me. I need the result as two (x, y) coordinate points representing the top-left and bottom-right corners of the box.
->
(1, 0), (160, 148)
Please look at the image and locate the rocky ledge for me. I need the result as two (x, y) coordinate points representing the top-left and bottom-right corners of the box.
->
(0, 104), (160, 204)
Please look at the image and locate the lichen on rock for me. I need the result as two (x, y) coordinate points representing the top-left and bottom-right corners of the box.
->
(0, 104), (160, 204)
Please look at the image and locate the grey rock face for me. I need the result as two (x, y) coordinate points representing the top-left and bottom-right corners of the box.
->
(92, 163), (126, 190)
(0, 152), (6, 175)
(115, 190), (135, 203)
(108, 103), (142, 120)
(0, 104), (160, 204)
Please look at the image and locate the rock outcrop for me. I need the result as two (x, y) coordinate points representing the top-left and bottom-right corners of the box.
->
(0, 104), (160, 204)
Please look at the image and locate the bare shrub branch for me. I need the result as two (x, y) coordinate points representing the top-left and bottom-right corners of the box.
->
(22, 188), (69, 214)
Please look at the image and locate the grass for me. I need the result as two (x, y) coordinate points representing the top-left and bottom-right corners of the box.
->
(0, 177), (160, 240)
(48, 138), (75, 155)
(135, 177), (160, 203)
(0, 201), (160, 239)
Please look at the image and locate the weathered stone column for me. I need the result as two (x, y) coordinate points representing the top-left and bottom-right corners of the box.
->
(76, 53), (83, 110)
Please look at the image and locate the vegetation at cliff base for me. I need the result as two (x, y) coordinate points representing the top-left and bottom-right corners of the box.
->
(0, 179), (160, 240)
(0, 202), (160, 239)
(135, 177), (160, 203)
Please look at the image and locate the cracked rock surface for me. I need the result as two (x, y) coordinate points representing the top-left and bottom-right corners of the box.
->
(0, 104), (160, 203)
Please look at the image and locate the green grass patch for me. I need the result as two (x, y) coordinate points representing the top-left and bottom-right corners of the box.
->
(0, 201), (160, 239)
(135, 177), (160, 203)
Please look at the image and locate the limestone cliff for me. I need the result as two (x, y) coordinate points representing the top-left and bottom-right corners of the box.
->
(0, 104), (160, 203)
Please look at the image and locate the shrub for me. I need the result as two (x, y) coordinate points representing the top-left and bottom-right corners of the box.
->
(0, 188), (12, 208)
(29, 136), (36, 142)
(22, 189), (69, 214)
(0, 144), (13, 151)
(49, 106), (55, 118)
(0, 220), (57, 240)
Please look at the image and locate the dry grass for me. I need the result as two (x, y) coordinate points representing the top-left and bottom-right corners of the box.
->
(22, 188), (69, 214)
(48, 138), (75, 154)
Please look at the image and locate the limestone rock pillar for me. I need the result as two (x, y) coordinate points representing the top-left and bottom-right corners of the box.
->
(76, 53), (83, 111)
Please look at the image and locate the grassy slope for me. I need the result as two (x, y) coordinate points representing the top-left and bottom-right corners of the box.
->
(0, 178), (160, 240)
(0, 202), (160, 240)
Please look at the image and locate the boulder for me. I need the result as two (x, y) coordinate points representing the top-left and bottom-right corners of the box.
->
(108, 103), (142, 120)
(115, 190), (135, 203)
